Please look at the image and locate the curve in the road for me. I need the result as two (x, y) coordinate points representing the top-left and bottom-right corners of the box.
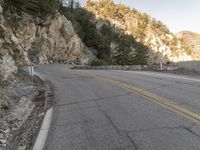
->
(77, 72), (200, 123)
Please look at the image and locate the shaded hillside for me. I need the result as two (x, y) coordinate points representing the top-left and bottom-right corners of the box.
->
(85, 0), (194, 63)
(60, 5), (149, 65)
(177, 31), (200, 60)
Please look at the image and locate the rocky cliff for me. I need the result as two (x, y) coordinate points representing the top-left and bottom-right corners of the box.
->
(0, 4), (93, 82)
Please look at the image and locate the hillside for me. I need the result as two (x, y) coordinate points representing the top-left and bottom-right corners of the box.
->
(0, 0), (93, 83)
(177, 31), (200, 60)
(60, 6), (149, 65)
(1, 0), (199, 81)
(85, 0), (195, 64)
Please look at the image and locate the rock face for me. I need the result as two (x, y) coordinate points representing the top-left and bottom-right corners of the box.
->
(0, 6), (93, 81)
(0, 54), (18, 81)
(144, 33), (192, 64)
(0, 5), (18, 81)
(29, 15), (93, 64)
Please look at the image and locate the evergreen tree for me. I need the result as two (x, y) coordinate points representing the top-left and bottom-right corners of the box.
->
(4, 0), (59, 14)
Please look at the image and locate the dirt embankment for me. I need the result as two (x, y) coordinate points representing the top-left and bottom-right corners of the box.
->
(0, 71), (53, 150)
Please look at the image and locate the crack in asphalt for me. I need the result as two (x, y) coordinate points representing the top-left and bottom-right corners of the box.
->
(182, 126), (200, 139)
(54, 92), (132, 107)
(39, 68), (200, 149)
(124, 131), (138, 150)
(95, 101), (120, 133)
(95, 99), (138, 149)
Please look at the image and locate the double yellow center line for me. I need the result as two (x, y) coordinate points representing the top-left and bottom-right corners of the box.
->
(78, 72), (200, 123)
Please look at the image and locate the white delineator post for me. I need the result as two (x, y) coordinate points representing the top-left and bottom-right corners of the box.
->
(160, 62), (163, 70)
(28, 64), (35, 83)
(0, 91), (1, 114)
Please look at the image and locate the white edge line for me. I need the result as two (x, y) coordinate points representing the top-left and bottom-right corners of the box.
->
(33, 107), (53, 150)
(33, 72), (53, 150)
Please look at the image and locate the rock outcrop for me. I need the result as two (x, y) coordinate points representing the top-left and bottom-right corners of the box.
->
(177, 31), (200, 60)
(27, 15), (94, 64)
(144, 33), (192, 64)
(0, 5), (94, 81)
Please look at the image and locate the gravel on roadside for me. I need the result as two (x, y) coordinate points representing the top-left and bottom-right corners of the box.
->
(0, 71), (54, 150)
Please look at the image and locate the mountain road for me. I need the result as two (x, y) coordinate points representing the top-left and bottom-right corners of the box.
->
(36, 64), (200, 150)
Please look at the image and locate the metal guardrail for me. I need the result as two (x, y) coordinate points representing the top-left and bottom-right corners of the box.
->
(178, 61), (200, 72)
(71, 64), (177, 71)
(71, 65), (148, 70)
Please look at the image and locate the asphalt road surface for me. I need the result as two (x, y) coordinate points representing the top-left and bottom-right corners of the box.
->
(36, 64), (200, 150)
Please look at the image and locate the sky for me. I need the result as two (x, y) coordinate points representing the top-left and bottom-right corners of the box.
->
(79, 0), (200, 34)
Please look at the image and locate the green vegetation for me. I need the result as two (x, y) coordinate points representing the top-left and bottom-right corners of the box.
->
(85, 0), (171, 42)
(90, 59), (111, 66)
(85, 0), (193, 62)
(38, 0), (58, 14)
(60, 1), (149, 65)
(6, 15), (20, 29)
(112, 34), (148, 65)
(4, 0), (59, 15)
(4, 0), (194, 65)
(60, 7), (112, 60)
(177, 31), (200, 59)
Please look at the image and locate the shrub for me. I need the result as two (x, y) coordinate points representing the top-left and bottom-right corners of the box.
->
(90, 59), (110, 66)
(4, 0), (59, 15)
(38, 0), (58, 14)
